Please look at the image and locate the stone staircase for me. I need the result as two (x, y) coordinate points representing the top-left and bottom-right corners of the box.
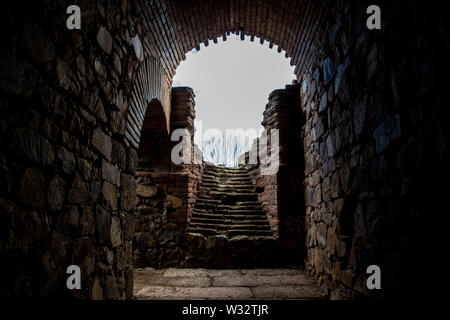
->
(187, 164), (273, 237)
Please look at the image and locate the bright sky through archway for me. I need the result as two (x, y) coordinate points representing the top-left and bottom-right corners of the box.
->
(172, 34), (295, 165)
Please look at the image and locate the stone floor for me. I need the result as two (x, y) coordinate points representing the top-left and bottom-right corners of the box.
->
(134, 268), (326, 300)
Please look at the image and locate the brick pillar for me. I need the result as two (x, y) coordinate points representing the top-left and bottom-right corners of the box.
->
(170, 87), (203, 223)
(264, 84), (306, 258)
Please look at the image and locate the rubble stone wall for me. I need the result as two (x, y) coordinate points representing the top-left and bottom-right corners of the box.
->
(133, 87), (204, 268)
(0, 0), (145, 299)
(0, 0), (447, 299)
(242, 84), (306, 266)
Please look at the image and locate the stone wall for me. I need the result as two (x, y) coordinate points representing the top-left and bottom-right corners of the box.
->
(241, 83), (306, 266)
(133, 171), (190, 268)
(0, 0), (447, 299)
(0, 0), (144, 298)
(138, 99), (170, 170)
(301, 0), (449, 299)
(133, 87), (204, 268)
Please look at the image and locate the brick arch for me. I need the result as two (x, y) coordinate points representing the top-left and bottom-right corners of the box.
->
(125, 0), (333, 149)
(137, 98), (171, 170)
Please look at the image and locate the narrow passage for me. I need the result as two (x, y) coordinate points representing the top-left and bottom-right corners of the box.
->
(134, 268), (326, 300)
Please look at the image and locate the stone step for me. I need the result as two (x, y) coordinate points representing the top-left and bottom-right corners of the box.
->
(200, 178), (252, 184)
(200, 182), (254, 188)
(193, 205), (264, 212)
(199, 182), (254, 187)
(196, 191), (259, 200)
(226, 229), (273, 236)
(201, 175), (252, 181)
(188, 165), (273, 238)
(196, 192), (257, 199)
(187, 227), (273, 237)
(195, 199), (261, 206)
(197, 186), (255, 193)
(204, 165), (247, 172)
(203, 168), (248, 174)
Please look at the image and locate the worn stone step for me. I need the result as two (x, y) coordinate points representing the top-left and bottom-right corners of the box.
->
(201, 175), (252, 181)
(196, 191), (258, 199)
(192, 212), (267, 219)
(204, 166), (247, 172)
(203, 168), (248, 175)
(197, 186), (255, 193)
(199, 182), (254, 188)
(188, 164), (273, 238)
(226, 229), (273, 236)
(188, 222), (270, 230)
(186, 227), (221, 237)
(196, 199), (261, 206)
(200, 182), (254, 188)
(190, 217), (270, 225)
(198, 190), (257, 196)
(189, 217), (226, 225)
(196, 192), (257, 199)
(200, 178), (252, 184)
(192, 208), (265, 214)
(186, 227), (273, 237)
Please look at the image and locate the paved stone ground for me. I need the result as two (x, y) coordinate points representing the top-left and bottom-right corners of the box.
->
(134, 268), (327, 300)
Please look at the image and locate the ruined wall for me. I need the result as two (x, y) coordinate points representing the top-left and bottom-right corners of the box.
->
(124, 56), (172, 150)
(301, 0), (449, 299)
(0, 0), (146, 298)
(138, 99), (171, 171)
(133, 87), (204, 268)
(133, 171), (190, 268)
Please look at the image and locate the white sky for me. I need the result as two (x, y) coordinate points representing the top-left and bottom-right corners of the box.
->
(172, 34), (295, 146)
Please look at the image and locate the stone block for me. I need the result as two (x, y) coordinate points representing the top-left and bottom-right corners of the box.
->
(91, 278), (103, 300)
(19, 168), (45, 208)
(92, 128), (112, 161)
(110, 111), (125, 135)
(68, 173), (89, 204)
(0, 50), (37, 97)
(105, 275), (120, 299)
(111, 216), (122, 247)
(80, 206), (95, 235)
(120, 173), (136, 210)
(330, 172), (341, 199)
(60, 205), (80, 234)
(136, 185), (157, 198)
(102, 159), (120, 186)
(111, 140), (126, 170)
(72, 237), (95, 277)
(165, 195), (183, 209)
(319, 92), (328, 113)
(326, 134), (336, 159)
(97, 26), (113, 54)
